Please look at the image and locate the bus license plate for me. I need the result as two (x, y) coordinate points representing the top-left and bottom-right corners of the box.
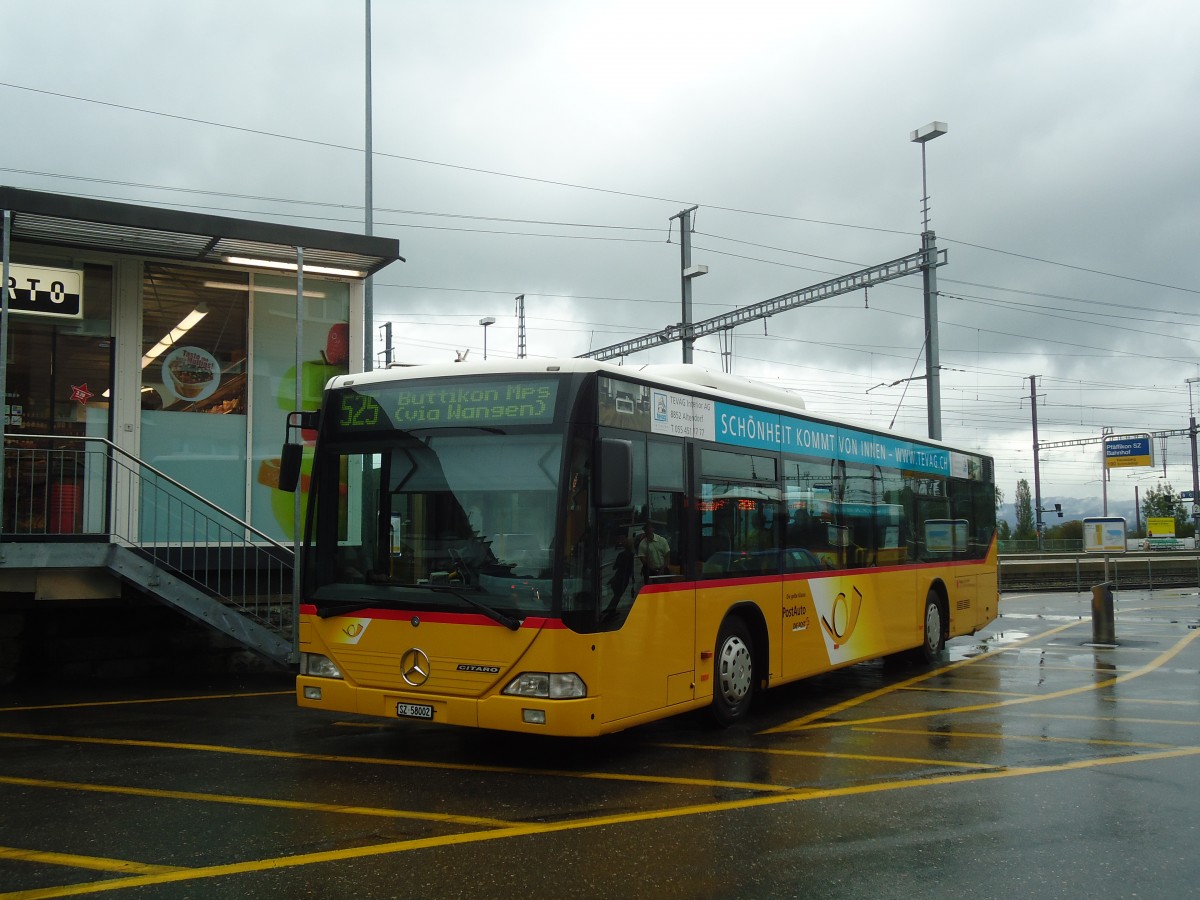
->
(396, 702), (434, 720)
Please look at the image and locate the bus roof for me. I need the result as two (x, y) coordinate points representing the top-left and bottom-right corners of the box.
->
(330, 359), (983, 458)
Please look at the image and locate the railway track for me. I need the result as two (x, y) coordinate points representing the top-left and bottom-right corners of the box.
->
(999, 552), (1200, 592)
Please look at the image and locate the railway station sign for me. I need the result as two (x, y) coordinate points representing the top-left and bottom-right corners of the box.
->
(1104, 433), (1153, 469)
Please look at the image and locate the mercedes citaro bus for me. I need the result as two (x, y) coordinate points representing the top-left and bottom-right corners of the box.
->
(281, 359), (997, 736)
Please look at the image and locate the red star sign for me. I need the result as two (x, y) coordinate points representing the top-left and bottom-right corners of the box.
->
(70, 383), (94, 405)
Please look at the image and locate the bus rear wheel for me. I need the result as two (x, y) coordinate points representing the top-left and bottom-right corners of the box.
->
(711, 617), (755, 726)
(917, 590), (946, 664)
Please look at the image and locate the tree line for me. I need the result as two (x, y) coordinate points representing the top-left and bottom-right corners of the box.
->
(1002, 479), (1194, 542)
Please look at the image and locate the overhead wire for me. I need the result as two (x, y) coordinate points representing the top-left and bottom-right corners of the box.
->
(4, 79), (1195, 298)
(6, 78), (1200, 477)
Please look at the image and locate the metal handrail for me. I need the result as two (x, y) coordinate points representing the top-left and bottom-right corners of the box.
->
(999, 550), (1200, 593)
(2, 435), (295, 635)
(61, 435), (292, 549)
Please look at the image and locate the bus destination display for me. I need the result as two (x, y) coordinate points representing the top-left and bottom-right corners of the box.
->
(334, 378), (559, 432)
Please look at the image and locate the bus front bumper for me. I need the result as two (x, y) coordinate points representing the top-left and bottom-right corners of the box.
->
(296, 675), (603, 736)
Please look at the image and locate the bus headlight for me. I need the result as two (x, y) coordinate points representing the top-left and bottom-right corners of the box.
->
(502, 672), (586, 699)
(300, 652), (344, 679)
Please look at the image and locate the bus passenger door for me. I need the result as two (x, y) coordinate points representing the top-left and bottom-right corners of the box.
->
(597, 475), (695, 726)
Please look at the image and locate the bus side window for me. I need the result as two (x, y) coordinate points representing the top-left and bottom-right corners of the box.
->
(647, 490), (685, 578)
(648, 441), (686, 579)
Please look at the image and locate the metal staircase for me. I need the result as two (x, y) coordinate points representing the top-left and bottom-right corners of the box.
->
(0, 436), (296, 666)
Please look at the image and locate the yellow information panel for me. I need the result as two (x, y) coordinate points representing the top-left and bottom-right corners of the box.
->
(1145, 516), (1176, 539)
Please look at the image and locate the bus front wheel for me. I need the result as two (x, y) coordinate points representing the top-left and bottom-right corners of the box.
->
(917, 590), (946, 663)
(711, 617), (755, 726)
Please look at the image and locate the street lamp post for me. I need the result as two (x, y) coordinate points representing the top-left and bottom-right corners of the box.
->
(479, 316), (496, 360)
(910, 121), (947, 441)
(1187, 377), (1200, 536)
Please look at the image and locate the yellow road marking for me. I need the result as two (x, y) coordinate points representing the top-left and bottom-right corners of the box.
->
(0, 732), (792, 795)
(900, 686), (1035, 698)
(783, 627), (1200, 732)
(855, 726), (1177, 750)
(2, 595), (1193, 897)
(762, 620), (1082, 734)
(0, 847), (186, 876)
(0, 776), (514, 828)
(966, 654), (1165, 668)
(652, 741), (993, 770)
(1022, 713), (1200, 727)
(0, 691), (292, 713)
(5, 745), (1198, 899)
(1100, 696), (1200, 706)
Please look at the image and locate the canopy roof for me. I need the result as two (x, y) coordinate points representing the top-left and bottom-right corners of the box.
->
(0, 185), (402, 277)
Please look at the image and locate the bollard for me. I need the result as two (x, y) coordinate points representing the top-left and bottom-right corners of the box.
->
(1091, 582), (1115, 645)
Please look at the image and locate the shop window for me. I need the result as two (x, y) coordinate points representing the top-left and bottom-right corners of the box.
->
(141, 265), (247, 414)
(248, 273), (350, 542)
(3, 263), (113, 535)
(140, 265), (249, 531)
(4, 263), (113, 437)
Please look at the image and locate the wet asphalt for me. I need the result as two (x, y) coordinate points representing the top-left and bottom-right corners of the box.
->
(1, 587), (1198, 899)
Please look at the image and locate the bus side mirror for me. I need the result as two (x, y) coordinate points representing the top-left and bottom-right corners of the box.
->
(597, 438), (632, 509)
(279, 442), (303, 493)
(279, 410), (320, 493)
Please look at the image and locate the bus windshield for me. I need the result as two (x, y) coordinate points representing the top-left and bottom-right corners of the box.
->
(310, 430), (564, 618)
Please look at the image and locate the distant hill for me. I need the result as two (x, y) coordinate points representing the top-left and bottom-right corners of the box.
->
(997, 495), (1140, 531)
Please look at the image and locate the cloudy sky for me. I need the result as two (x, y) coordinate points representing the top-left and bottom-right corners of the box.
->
(3, 0), (1199, 515)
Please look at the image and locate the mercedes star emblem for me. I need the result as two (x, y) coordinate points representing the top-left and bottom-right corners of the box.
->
(400, 647), (431, 687)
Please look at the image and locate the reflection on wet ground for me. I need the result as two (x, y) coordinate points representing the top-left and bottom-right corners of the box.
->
(2, 588), (1199, 897)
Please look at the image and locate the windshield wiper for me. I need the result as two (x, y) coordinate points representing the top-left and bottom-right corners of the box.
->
(429, 584), (522, 631)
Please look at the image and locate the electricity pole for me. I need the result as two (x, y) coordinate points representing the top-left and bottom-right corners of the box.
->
(671, 206), (706, 364)
(515, 294), (526, 359)
(1030, 375), (1043, 548)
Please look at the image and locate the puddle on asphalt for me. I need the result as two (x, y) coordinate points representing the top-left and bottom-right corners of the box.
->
(950, 630), (1031, 660)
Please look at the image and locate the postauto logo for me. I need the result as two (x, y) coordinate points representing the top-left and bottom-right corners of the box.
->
(820, 585), (864, 650)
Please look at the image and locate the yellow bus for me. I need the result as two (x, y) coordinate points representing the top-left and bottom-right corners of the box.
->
(284, 359), (997, 736)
